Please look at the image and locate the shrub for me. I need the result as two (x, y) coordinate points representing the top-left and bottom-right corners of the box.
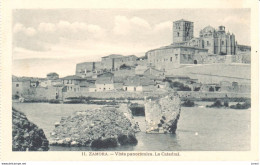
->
(169, 81), (191, 91)
(207, 99), (223, 108)
(230, 101), (251, 109)
(49, 99), (60, 104)
(182, 100), (195, 107)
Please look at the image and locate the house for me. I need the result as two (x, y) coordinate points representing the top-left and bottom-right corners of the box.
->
(95, 76), (114, 92)
(12, 77), (31, 98)
(61, 75), (86, 92)
(123, 75), (156, 92)
(113, 77), (124, 91)
(48, 84), (65, 100)
(88, 83), (97, 92)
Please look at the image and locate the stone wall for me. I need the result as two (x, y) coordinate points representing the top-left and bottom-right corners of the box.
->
(61, 90), (250, 100)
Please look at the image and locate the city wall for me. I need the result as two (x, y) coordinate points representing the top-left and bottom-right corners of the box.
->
(62, 91), (250, 100)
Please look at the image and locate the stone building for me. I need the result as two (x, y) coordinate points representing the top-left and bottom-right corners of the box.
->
(95, 73), (114, 92)
(75, 62), (101, 77)
(12, 79), (31, 97)
(172, 19), (194, 44)
(101, 54), (138, 71)
(146, 19), (250, 71)
(61, 75), (86, 92)
(146, 45), (208, 70)
(172, 19), (237, 55)
(123, 75), (155, 92)
(197, 25), (236, 55)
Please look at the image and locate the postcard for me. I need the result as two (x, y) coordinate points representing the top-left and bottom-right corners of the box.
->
(0, 0), (259, 163)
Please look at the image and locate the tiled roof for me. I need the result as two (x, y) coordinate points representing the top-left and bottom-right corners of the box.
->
(124, 75), (155, 86)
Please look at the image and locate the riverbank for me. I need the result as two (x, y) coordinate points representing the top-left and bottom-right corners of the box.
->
(12, 102), (251, 151)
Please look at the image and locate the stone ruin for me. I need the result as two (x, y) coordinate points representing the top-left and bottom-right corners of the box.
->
(145, 92), (181, 134)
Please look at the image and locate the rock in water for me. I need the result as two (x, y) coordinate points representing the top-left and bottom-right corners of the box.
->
(145, 92), (181, 134)
(118, 104), (141, 132)
(49, 107), (138, 148)
(12, 108), (49, 151)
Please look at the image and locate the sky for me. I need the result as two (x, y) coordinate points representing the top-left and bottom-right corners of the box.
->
(12, 9), (250, 77)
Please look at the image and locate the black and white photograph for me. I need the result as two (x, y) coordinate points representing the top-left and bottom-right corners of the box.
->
(10, 8), (253, 153)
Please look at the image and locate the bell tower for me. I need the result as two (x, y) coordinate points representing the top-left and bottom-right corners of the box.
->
(173, 19), (194, 43)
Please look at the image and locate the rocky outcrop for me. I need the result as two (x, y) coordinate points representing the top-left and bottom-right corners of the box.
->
(145, 92), (181, 134)
(12, 108), (49, 151)
(49, 107), (138, 148)
(118, 104), (141, 132)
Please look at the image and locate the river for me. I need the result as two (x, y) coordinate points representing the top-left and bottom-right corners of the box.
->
(12, 102), (250, 151)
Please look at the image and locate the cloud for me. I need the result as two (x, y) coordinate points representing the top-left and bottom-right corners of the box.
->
(38, 22), (56, 33)
(112, 16), (171, 46)
(113, 16), (152, 35)
(13, 21), (106, 51)
(218, 16), (249, 26)
(13, 23), (37, 36)
(154, 21), (172, 32)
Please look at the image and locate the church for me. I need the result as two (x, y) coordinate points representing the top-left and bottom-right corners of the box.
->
(146, 19), (250, 71)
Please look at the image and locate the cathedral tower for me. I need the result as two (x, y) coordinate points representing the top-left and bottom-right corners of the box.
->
(173, 19), (194, 43)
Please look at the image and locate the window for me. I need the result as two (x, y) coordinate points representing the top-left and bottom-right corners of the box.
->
(207, 41), (210, 46)
(170, 57), (173, 62)
(16, 84), (19, 87)
(177, 32), (179, 37)
(175, 54), (178, 60)
(222, 41), (224, 45)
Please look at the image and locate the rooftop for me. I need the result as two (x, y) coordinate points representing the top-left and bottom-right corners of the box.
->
(146, 44), (208, 53)
(62, 75), (84, 80)
(102, 54), (124, 58)
(174, 19), (193, 23)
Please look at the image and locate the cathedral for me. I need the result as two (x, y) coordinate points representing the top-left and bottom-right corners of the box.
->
(172, 19), (236, 55)
(146, 19), (250, 71)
